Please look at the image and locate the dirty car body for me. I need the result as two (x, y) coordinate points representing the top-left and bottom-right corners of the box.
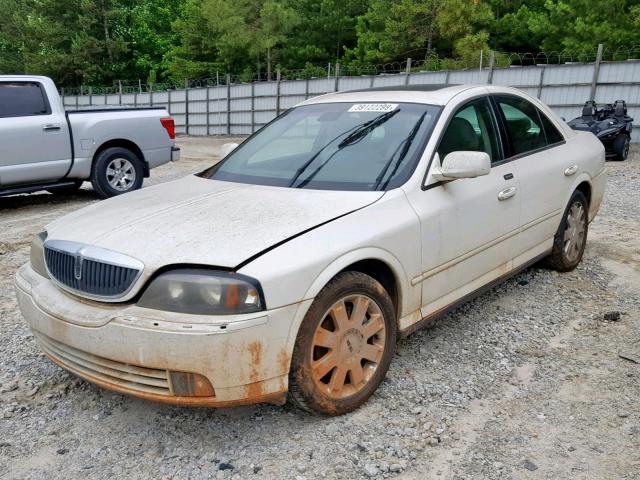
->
(15, 85), (606, 411)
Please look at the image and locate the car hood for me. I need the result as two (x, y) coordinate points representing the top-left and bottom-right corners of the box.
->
(46, 175), (384, 271)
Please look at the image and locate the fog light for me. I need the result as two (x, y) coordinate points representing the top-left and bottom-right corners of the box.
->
(169, 371), (215, 397)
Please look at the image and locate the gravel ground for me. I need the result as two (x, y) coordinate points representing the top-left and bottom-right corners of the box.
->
(1, 137), (638, 480)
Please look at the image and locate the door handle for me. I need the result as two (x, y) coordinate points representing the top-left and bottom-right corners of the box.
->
(498, 186), (517, 201)
(42, 124), (61, 132)
(564, 164), (578, 176)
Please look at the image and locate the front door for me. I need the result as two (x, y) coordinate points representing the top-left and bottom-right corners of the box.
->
(407, 97), (521, 318)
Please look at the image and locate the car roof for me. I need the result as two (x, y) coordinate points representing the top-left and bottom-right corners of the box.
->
(299, 84), (483, 107)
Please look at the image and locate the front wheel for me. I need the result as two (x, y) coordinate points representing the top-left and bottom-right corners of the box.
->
(90, 147), (144, 198)
(288, 271), (397, 415)
(612, 133), (630, 161)
(545, 190), (588, 272)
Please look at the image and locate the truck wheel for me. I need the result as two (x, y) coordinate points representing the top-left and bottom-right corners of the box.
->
(288, 271), (397, 415)
(544, 190), (588, 272)
(612, 133), (630, 161)
(46, 180), (83, 195)
(91, 147), (144, 198)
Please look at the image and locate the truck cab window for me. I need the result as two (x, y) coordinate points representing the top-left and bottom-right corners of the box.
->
(0, 82), (51, 118)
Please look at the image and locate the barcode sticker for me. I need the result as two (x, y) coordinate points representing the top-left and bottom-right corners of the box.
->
(348, 103), (398, 113)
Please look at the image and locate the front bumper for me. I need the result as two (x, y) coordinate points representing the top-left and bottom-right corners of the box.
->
(15, 263), (309, 407)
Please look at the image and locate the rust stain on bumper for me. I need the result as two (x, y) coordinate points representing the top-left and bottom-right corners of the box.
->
(45, 352), (286, 408)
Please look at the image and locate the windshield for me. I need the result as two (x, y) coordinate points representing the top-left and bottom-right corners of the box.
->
(202, 102), (440, 191)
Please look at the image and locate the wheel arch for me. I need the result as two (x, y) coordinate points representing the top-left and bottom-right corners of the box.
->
(575, 179), (592, 208)
(301, 248), (413, 325)
(92, 139), (149, 177)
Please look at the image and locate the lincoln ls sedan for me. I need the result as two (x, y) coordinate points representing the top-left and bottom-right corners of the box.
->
(15, 85), (606, 415)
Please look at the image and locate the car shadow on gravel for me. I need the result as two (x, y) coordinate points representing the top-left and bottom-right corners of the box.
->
(0, 189), (101, 211)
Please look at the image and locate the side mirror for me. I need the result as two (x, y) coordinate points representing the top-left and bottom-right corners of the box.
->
(219, 142), (239, 158)
(431, 151), (491, 181)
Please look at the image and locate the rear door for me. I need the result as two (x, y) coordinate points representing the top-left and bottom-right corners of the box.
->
(0, 81), (72, 187)
(491, 94), (571, 265)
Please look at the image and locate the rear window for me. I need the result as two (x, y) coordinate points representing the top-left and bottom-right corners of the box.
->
(0, 82), (51, 117)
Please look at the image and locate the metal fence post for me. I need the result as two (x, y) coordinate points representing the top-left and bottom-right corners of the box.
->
(206, 83), (210, 136)
(444, 70), (451, 85)
(226, 74), (231, 135)
(405, 58), (412, 85)
(487, 51), (496, 84)
(305, 77), (310, 100)
(276, 69), (282, 116)
(334, 63), (340, 91)
(88, 86), (92, 106)
(118, 80), (122, 105)
(184, 78), (190, 135)
(590, 43), (604, 101)
(168, 89), (172, 115)
(149, 83), (154, 107)
(251, 82), (255, 133)
(537, 66), (546, 99)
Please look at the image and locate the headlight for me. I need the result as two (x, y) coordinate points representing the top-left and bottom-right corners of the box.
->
(30, 231), (49, 278)
(138, 269), (264, 315)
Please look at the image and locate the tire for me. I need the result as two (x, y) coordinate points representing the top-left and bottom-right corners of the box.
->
(612, 133), (630, 161)
(90, 147), (144, 198)
(46, 179), (83, 195)
(545, 190), (589, 272)
(288, 271), (397, 415)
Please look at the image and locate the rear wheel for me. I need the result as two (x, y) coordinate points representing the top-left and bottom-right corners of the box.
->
(612, 133), (630, 161)
(288, 271), (396, 415)
(90, 147), (144, 198)
(545, 190), (588, 272)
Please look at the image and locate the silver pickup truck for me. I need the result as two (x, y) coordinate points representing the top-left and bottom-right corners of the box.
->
(0, 75), (179, 198)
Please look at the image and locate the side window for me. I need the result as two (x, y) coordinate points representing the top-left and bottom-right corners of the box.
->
(537, 108), (564, 144)
(437, 98), (501, 163)
(495, 95), (547, 156)
(0, 82), (51, 118)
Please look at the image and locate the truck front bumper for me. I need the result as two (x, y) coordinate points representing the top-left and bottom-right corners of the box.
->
(15, 263), (309, 407)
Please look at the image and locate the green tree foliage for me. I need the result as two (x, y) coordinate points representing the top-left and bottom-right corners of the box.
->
(166, 0), (300, 81)
(346, 0), (493, 65)
(1, 0), (639, 87)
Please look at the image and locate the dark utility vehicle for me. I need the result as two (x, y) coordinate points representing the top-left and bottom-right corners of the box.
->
(568, 100), (633, 161)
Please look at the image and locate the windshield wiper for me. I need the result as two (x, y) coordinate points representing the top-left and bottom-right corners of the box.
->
(374, 111), (427, 191)
(291, 109), (401, 188)
(337, 109), (400, 149)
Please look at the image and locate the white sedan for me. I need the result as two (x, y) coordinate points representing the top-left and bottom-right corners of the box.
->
(16, 85), (606, 415)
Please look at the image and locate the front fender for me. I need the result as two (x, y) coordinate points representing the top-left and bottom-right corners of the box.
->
(301, 247), (411, 308)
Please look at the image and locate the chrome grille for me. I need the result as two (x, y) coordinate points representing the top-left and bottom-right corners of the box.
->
(43, 240), (143, 299)
(35, 332), (171, 396)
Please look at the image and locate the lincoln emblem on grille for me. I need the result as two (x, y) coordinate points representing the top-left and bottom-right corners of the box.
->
(73, 253), (84, 280)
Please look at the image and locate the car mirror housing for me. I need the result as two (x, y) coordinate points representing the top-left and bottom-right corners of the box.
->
(431, 151), (491, 181)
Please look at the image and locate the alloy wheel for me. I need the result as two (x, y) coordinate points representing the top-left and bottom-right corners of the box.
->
(563, 201), (586, 263)
(310, 294), (386, 399)
(106, 158), (136, 191)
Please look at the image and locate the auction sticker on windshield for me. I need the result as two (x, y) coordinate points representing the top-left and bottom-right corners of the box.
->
(348, 103), (398, 113)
